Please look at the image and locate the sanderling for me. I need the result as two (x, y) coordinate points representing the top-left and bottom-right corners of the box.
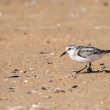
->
(60, 45), (110, 73)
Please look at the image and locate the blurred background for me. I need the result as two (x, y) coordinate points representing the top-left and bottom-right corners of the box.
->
(0, 0), (110, 110)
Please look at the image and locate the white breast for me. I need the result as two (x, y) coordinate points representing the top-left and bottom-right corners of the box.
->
(68, 51), (106, 63)
(74, 53), (106, 63)
(74, 55), (93, 63)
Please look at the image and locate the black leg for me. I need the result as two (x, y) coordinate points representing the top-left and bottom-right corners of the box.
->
(86, 63), (92, 73)
(74, 64), (87, 74)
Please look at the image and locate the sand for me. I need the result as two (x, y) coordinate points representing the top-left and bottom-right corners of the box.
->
(0, 0), (110, 110)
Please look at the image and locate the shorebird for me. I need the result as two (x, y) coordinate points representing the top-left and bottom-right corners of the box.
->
(60, 45), (110, 73)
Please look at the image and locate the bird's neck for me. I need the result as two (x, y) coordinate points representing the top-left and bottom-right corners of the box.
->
(68, 50), (76, 60)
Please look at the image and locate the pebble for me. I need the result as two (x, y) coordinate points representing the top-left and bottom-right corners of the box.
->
(9, 87), (16, 92)
(20, 70), (27, 73)
(8, 75), (19, 78)
(29, 103), (41, 110)
(24, 80), (29, 83)
(40, 52), (48, 54)
(47, 61), (53, 64)
(103, 2), (109, 6)
(100, 63), (104, 66)
(50, 52), (54, 55)
(41, 87), (47, 90)
(13, 69), (19, 73)
(49, 80), (53, 82)
(29, 68), (33, 71)
(4, 78), (8, 81)
(72, 85), (78, 88)
(82, 81), (87, 84)
(8, 106), (26, 110)
(100, 63), (107, 69)
(27, 89), (38, 94)
(53, 88), (65, 93)
(8, 103), (41, 110)
(46, 40), (50, 44)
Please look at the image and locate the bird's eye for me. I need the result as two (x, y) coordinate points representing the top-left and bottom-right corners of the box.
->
(68, 48), (71, 50)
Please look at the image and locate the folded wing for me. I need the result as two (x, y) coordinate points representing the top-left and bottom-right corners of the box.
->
(77, 46), (106, 58)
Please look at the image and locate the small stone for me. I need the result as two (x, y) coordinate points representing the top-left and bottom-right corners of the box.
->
(104, 70), (110, 73)
(13, 69), (19, 73)
(27, 89), (38, 94)
(69, 89), (73, 92)
(48, 96), (52, 98)
(83, 81), (87, 84)
(9, 87), (15, 89)
(47, 41), (50, 43)
(8, 75), (19, 78)
(8, 106), (26, 110)
(23, 71), (27, 73)
(29, 68), (33, 71)
(20, 70), (27, 73)
(40, 52), (45, 54)
(49, 80), (53, 82)
(4, 78), (8, 81)
(50, 52), (54, 55)
(28, 103), (41, 110)
(9, 87), (16, 92)
(72, 85), (78, 88)
(100, 63), (104, 66)
(24, 80), (28, 83)
(31, 103), (40, 108)
(14, 69), (18, 71)
(100, 63), (107, 69)
(24, 32), (27, 35)
(103, 2), (108, 6)
(19, 70), (23, 73)
(48, 61), (53, 64)
(69, 72), (77, 78)
(53, 88), (65, 93)
(41, 87), (47, 90)
(24, 71), (27, 73)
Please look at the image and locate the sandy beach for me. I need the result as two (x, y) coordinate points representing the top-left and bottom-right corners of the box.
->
(0, 0), (110, 110)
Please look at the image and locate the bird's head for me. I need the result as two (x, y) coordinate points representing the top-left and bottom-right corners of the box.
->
(60, 45), (77, 57)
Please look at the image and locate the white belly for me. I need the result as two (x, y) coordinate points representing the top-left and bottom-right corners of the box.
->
(74, 55), (94, 63)
(72, 54), (105, 63)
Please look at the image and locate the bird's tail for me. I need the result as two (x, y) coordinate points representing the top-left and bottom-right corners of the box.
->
(104, 50), (110, 53)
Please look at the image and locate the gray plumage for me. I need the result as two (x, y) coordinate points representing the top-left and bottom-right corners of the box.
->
(60, 45), (110, 73)
(77, 46), (110, 58)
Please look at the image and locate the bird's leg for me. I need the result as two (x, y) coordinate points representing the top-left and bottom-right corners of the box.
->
(86, 63), (92, 73)
(71, 64), (87, 78)
(73, 64), (87, 74)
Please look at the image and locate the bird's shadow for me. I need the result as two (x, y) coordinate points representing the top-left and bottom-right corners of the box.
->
(69, 69), (110, 78)
(83, 69), (110, 74)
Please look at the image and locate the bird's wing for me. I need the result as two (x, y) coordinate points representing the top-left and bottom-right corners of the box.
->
(77, 46), (103, 58)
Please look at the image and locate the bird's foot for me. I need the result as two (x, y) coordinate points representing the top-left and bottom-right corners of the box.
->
(86, 67), (92, 73)
(70, 71), (80, 78)
(73, 70), (81, 74)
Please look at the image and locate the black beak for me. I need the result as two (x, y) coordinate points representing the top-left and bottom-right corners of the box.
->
(60, 51), (67, 57)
